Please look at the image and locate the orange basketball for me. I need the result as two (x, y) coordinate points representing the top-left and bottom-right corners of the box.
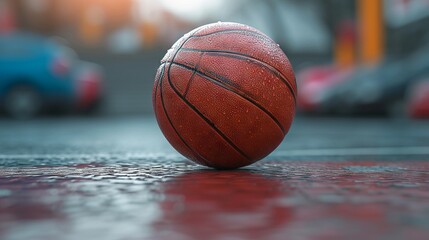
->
(153, 22), (296, 169)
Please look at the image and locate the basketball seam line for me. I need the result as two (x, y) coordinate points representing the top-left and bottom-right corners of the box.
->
(180, 48), (297, 100)
(183, 52), (204, 98)
(153, 63), (166, 117)
(152, 63), (165, 115)
(167, 33), (253, 164)
(166, 62), (253, 164)
(190, 29), (274, 44)
(166, 60), (286, 135)
(158, 61), (211, 166)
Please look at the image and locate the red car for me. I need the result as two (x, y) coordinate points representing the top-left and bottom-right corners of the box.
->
(297, 65), (354, 113)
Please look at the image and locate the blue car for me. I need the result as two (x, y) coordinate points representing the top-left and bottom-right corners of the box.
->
(0, 32), (103, 118)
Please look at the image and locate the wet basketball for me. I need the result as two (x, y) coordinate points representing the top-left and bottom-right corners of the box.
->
(153, 22), (296, 169)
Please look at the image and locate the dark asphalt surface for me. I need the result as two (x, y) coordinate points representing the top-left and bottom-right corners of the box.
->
(0, 116), (429, 240)
(1, 116), (428, 162)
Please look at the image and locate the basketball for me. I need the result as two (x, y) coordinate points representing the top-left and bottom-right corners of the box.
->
(153, 22), (296, 169)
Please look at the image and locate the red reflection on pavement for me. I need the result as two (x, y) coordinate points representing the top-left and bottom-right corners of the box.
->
(0, 161), (429, 240)
(153, 170), (293, 240)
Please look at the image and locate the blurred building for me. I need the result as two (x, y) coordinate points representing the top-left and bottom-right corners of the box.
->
(384, 0), (429, 56)
(0, 0), (334, 56)
(1, 0), (428, 57)
(0, 0), (193, 50)
(2, 0), (429, 115)
(0, 0), (15, 33)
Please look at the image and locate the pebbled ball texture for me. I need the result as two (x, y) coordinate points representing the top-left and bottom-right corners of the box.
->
(153, 22), (296, 169)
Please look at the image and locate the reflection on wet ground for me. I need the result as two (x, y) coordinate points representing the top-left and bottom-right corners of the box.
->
(1, 116), (429, 239)
(1, 160), (428, 240)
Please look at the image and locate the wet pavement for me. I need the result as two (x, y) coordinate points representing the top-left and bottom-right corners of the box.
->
(0, 116), (429, 240)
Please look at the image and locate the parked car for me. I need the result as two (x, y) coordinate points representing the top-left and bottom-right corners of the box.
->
(319, 44), (429, 116)
(297, 64), (355, 114)
(0, 32), (102, 118)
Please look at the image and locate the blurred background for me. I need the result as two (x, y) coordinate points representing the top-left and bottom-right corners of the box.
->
(0, 0), (429, 119)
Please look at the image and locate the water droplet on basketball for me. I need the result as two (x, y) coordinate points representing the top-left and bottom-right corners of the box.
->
(153, 22), (296, 169)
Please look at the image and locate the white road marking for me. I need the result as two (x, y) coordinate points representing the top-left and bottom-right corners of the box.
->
(0, 146), (428, 159)
(273, 146), (429, 156)
(0, 153), (182, 160)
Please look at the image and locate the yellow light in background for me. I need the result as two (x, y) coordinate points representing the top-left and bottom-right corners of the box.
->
(135, 0), (165, 48)
(358, 0), (384, 65)
(79, 4), (105, 46)
(334, 21), (357, 68)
